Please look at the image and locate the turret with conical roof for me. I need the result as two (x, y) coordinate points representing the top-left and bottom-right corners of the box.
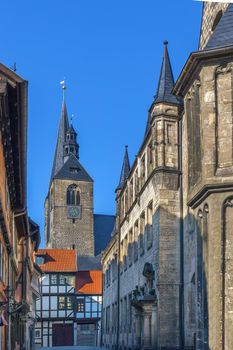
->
(149, 42), (181, 171)
(154, 41), (181, 106)
(145, 42), (181, 141)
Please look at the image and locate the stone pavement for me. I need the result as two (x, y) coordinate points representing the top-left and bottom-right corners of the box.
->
(37, 347), (106, 350)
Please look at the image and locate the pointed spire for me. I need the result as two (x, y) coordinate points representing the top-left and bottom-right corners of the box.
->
(116, 146), (130, 191)
(154, 41), (181, 105)
(50, 98), (69, 180)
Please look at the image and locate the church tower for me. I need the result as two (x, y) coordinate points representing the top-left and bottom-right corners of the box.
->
(45, 91), (94, 255)
(199, 2), (228, 50)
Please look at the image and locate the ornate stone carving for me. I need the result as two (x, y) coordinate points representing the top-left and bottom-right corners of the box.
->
(224, 197), (233, 209)
(216, 62), (233, 76)
(186, 79), (201, 100)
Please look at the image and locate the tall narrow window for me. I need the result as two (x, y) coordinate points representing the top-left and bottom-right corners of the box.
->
(139, 213), (145, 256)
(216, 65), (233, 170)
(67, 185), (81, 206)
(134, 221), (139, 262)
(147, 202), (153, 249)
(76, 191), (80, 205)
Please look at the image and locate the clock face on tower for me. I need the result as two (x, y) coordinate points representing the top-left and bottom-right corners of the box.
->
(67, 205), (82, 219)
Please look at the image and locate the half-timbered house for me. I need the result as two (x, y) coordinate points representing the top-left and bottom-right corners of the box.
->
(76, 256), (102, 346)
(35, 249), (102, 347)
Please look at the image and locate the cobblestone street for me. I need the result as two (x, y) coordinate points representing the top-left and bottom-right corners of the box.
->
(38, 347), (105, 350)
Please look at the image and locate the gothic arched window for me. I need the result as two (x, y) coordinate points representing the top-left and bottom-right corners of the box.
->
(67, 185), (81, 206)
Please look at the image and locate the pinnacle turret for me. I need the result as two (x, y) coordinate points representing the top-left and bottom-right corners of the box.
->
(63, 121), (79, 162)
(154, 41), (181, 105)
(116, 145), (130, 191)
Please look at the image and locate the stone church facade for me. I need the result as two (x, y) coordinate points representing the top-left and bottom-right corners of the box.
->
(102, 3), (233, 350)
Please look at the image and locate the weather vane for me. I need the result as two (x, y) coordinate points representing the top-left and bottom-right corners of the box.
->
(60, 79), (67, 99)
(71, 114), (74, 124)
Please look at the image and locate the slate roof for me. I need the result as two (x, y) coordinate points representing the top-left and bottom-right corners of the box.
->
(76, 270), (102, 295)
(94, 214), (116, 255)
(54, 154), (93, 182)
(144, 113), (151, 138)
(116, 146), (130, 190)
(154, 42), (181, 105)
(50, 100), (69, 181)
(205, 4), (233, 50)
(77, 255), (102, 271)
(36, 249), (77, 272)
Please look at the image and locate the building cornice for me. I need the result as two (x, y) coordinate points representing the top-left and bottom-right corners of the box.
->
(188, 183), (233, 209)
(174, 46), (233, 98)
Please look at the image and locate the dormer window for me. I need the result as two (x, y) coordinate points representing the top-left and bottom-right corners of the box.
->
(70, 167), (80, 173)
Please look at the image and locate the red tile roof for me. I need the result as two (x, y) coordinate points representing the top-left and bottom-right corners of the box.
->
(37, 249), (77, 273)
(76, 270), (102, 295)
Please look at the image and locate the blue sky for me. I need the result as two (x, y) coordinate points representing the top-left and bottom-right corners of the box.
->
(1, 0), (202, 246)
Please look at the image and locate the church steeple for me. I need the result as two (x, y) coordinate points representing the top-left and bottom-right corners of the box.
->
(50, 98), (69, 180)
(116, 145), (130, 191)
(154, 41), (181, 106)
(45, 85), (94, 254)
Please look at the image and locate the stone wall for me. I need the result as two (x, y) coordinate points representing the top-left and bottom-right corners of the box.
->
(102, 99), (181, 349)
(47, 178), (94, 255)
(182, 55), (233, 350)
(102, 236), (118, 348)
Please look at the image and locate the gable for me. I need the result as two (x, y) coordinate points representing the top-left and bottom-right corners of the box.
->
(54, 154), (93, 182)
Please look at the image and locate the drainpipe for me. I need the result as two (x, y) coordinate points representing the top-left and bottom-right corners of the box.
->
(178, 113), (185, 349)
(100, 261), (104, 348)
(7, 250), (11, 350)
(117, 232), (120, 350)
(116, 192), (121, 350)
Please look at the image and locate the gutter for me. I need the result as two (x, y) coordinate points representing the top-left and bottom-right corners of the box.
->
(174, 46), (233, 98)
(116, 198), (121, 350)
